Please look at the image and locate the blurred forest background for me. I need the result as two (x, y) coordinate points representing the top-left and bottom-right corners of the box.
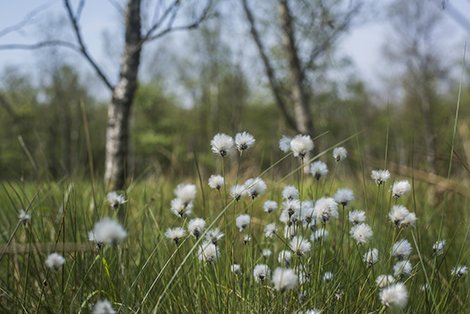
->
(0, 0), (469, 184)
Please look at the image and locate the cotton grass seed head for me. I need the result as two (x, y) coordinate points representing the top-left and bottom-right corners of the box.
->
(170, 198), (193, 218)
(323, 271), (334, 282)
(243, 235), (252, 244)
(392, 239), (412, 259)
(230, 184), (246, 201)
(282, 185), (299, 200)
(371, 169), (391, 185)
(106, 191), (126, 209)
(92, 299), (116, 314)
(262, 249), (272, 258)
(164, 227), (186, 244)
(432, 240), (446, 256)
(253, 264), (271, 283)
(263, 200), (278, 213)
(244, 177), (267, 199)
(283, 225), (297, 239)
(363, 248), (379, 266)
(290, 135), (314, 158)
(88, 218), (127, 247)
(174, 183), (197, 205)
(376, 275), (395, 288)
(314, 197), (339, 223)
(389, 205), (416, 228)
(278, 250), (292, 266)
(333, 147), (347, 161)
(350, 223), (373, 245)
(198, 241), (220, 263)
(393, 260), (412, 277)
(391, 180), (411, 198)
(18, 209), (31, 225)
(45, 253), (65, 271)
(451, 265), (468, 277)
(272, 268), (298, 291)
(264, 223), (277, 239)
(379, 283), (408, 309)
(235, 131), (255, 152)
(310, 161), (328, 180)
(311, 228), (328, 242)
(205, 228), (224, 244)
(334, 188), (354, 206)
(290, 236), (311, 256)
(279, 135), (292, 153)
(211, 133), (234, 157)
(208, 175), (224, 190)
(236, 214), (251, 232)
(348, 210), (366, 225)
(231, 264), (242, 275)
(187, 218), (206, 238)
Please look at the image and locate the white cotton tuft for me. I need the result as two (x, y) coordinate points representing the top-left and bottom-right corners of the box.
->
(379, 283), (408, 309)
(314, 197), (339, 223)
(244, 177), (267, 199)
(348, 210), (366, 225)
(350, 223), (373, 245)
(391, 180), (411, 198)
(310, 161), (328, 180)
(45, 252), (65, 271)
(334, 188), (354, 206)
(187, 218), (206, 238)
(235, 131), (255, 152)
(263, 200), (278, 213)
(253, 264), (271, 283)
(211, 133), (234, 157)
(333, 147), (347, 161)
(290, 135), (314, 158)
(272, 267), (298, 291)
(208, 175), (224, 190)
(393, 260), (412, 277)
(236, 214), (251, 232)
(392, 239), (412, 259)
(198, 241), (220, 262)
(371, 169), (391, 185)
(376, 275), (395, 288)
(88, 218), (127, 247)
(279, 135), (292, 153)
(92, 299), (116, 314)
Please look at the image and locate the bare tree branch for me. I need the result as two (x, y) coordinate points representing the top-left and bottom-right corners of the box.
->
(63, 0), (114, 90)
(241, 0), (299, 132)
(0, 2), (53, 38)
(76, 0), (86, 21)
(143, 0), (181, 41)
(0, 40), (80, 51)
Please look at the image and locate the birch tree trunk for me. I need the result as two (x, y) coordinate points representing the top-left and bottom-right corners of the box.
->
(104, 0), (142, 190)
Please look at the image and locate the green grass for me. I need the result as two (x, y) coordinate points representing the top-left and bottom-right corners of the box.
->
(0, 148), (469, 313)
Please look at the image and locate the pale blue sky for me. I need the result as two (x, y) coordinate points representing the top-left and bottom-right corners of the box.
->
(0, 0), (469, 97)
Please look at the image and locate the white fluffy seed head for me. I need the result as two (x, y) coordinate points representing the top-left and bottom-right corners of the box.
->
(208, 175), (224, 190)
(170, 198), (193, 218)
(45, 252), (65, 271)
(204, 228), (224, 244)
(262, 248), (272, 257)
(391, 180), (411, 198)
(18, 209), (31, 225)
(393, 260), (413, 277)
(451, 265), (468, 277)
(263, 200), (278, 213)
(236, 214), (251, 232)
(314, 197), (339, 223)
(371, 169), (391, 185)
(88, 218), (127, 247)
(106, 191), (126, 208)
(432, 240), (446, 256)
(310, 161), (328, 180)
(290, 135), (314, 158)
(244, 177), (267, 199)
(334, 188), (354, 206)
(231, 264), (242, 275)
(350, 223), (373, 245)
(363, 248), (379, 266)
(279, 135), (292, 153)
(174, 184), (197, 204)
(278, 250), (292, 266)
(389, 205), (417, 228)
(235, 131), (255, 152)
(348, 210), (366, 225)
(282, 185), (299, 200)
(379, 283), (408, 309)
(392, 239), (412, 259)
(333, 147), (347, 161)
(311, 228), (328, 242)
(264, 223), (277, 239)
(164, 227), (186, 244)
(323, 271), (334, 282)
(210, 133), (234, 157)
(376, 275), (395, 288)
(92, 299), (116, 314)
(289, 236), (311, 256)
(253, 264), (271, 283)
(230, 185), (246, 201)
(272, 268), (298, 291)
(198, 241), (220, 263)
(188, 218), (206, 238)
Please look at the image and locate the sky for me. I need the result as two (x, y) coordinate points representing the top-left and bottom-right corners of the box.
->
(0, 0), (469, 97)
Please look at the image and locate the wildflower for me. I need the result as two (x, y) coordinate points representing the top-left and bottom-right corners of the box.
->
(350, 223), (373, 245)
(262, 249), (272, 258)
(333, 147), (347, 161)
(236, 214), (251, 232)
(174, 184), (196, 205)
(205, 228), (224, 244)
(310, 161), (328, 180)
(230, 185), (246, 201)
(393, 260), (412, 277)
(164, 227), (186, 244)
(208, 175), (224, 190)
(290, 236), (311, 256)
(348, 210), (366, 225)
(18, 209), (31, 225)
(432, 240), (445, 256)
(253, 264), (271, 283)
(363, 248), (379, 266)
(272, 268), (298, 291)
(389, 205), (416, 228)
(244, 177), (267, 199)
(263, 200), (278, 213)
(170, 198), (193, 218)
(376, 275), (395, 288)
(283, 225), (297, 239)
(299, 202), (315, 225)
(88, 218), (127, 247)
(92, 299), (116, 314)
(314, 197), (338, 223)
(282, 185), (299, 200)
(323, 271), (334, 282)
(279, 135), (292, 153)
(290, 135), (314, 158)
(243, 235), (252, 244)
(297, 265), (309, 285)
(231, 264), (242, 275)
(371, 169), (391, 185)
(187, 218), (206, 238)
(210, 133), (234, 157)
(392, 239), (412, 259)
(334, 188), (354, 206)
(311, 228), (328, 242)
(106, 191), (126, 209)
(235, 131), (255, 152)
(45, 253), (65, 271)
(264, 223), (277, 238)
(198, 241), (220, 262)
(283, 199), (301, 218)
(451, 265), (468, 277)
(278, 250), (292, 266)
(379, 283), (408, 309)
(391, 180), (411, 198)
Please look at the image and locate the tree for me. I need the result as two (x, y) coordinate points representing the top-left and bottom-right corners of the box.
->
(0, 0), (212, 190)
(241, 0), (362, 141)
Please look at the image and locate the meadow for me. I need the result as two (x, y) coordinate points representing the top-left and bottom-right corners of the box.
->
(0, 132), (468, 313)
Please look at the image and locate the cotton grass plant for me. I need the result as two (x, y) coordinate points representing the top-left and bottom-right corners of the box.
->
(0, 130), (468, 313)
